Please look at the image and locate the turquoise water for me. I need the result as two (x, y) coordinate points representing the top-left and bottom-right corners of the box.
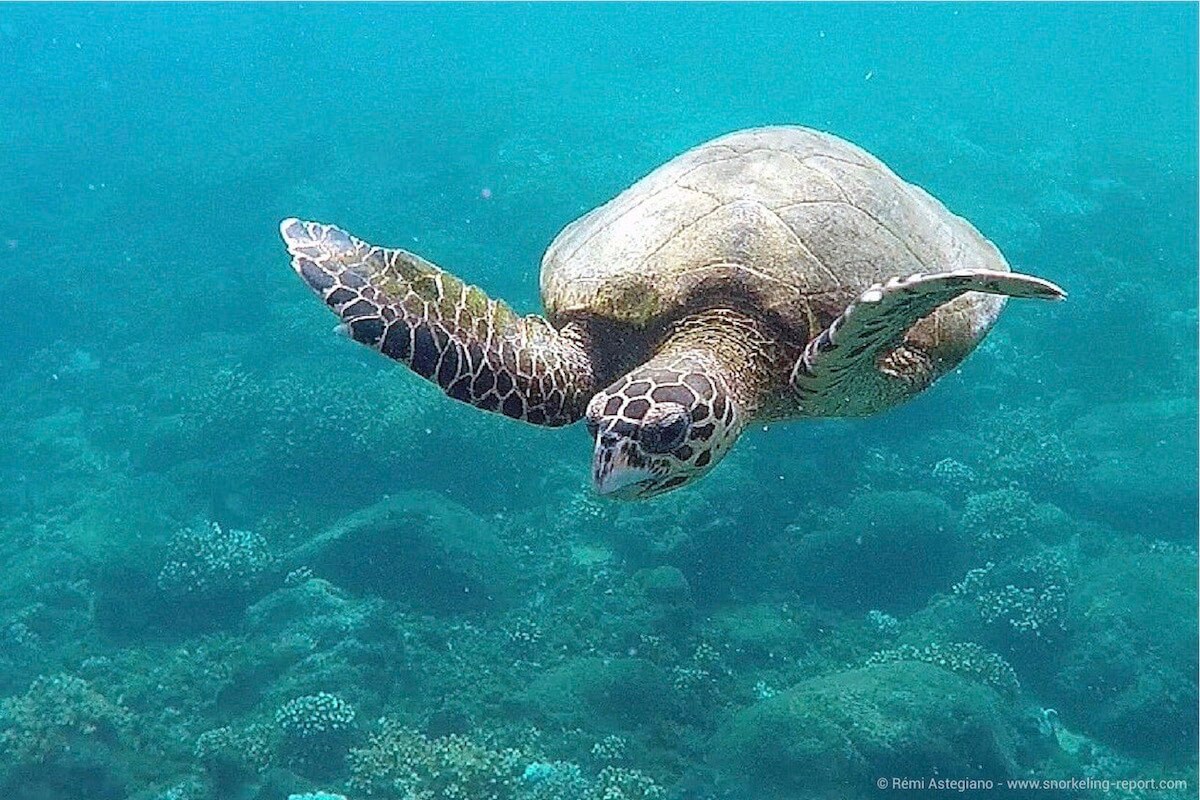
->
(1, 3), (1197, 798)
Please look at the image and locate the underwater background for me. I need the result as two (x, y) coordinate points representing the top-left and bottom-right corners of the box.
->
(1, 3), (1197, 799)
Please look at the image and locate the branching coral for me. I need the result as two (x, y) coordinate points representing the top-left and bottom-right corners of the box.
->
(275, 692), (357, 769)
(588, 766), (666, 800)
(931, 457), (978, 496)
(961, 488), (1036, 547)
(194, 723), (273, 782)
(953, 551), (1069, 639)
(156, 520), (273, 601)
(0, 673), (131, 764)
(589, 734), (629, 765)
(864, 642), (1021, 699)
(975, 406), (1086, 490)
(516, 759), (666, 800)
(346, 723), (667, 800)
(520, 761), (589, 799)
(347, 721), (522, 799)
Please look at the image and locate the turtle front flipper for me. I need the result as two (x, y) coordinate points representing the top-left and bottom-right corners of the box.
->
(280, 218), (595, 426)
(790, 269), (1065, 416)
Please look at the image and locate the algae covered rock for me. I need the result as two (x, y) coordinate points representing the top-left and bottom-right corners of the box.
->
(628, 565), (695, 633)
(713, 661), (1026, 797)
(246, 576), (385, 646)
(1069, 397), (1198, 538)
(703, 603), (822, 668)
(1054, 541), (1198, 759)
(285, 491), (517, 612)
(517, 656), (677, 730)
(785, 490), (965, 612)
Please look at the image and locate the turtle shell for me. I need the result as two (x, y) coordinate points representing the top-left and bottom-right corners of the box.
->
(540, 126), (1009, 345)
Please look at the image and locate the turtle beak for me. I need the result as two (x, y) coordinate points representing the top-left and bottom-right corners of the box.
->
(593, 438), (654, 499)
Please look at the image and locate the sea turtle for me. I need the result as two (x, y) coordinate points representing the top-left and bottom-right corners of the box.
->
(280, 126), (1064, 499)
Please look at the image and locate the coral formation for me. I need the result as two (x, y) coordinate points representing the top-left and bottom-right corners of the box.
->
(194, 723), (272, 785)
(953, 551), (1070, 640)
(961, 487), (1036, 548)
(0, 673), (134, 797)
(0, 673), (131, 764)
(156, 520), (274, 604)
(275, 692), (358, 775)
(347, 721), (522, 798)
(864, 642), (1021, 698)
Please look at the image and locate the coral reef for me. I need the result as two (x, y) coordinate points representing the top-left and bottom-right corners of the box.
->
(961, 487), (1036, 550)
(194, 723), (272, 786)
(345, 721), (669, 800)
(0, 673), (131, 764)
(0, 8), (1193, 800)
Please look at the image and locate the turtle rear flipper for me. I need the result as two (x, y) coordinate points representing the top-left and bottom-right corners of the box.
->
(280, 218), (595, 426)
(790, 269), (1065, 416)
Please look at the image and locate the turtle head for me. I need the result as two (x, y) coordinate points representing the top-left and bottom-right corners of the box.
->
(585, 361), (742, 500)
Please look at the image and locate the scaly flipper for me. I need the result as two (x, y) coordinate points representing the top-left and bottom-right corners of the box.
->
(790, 269), (1065, 416)
(280, 218), (595, 426)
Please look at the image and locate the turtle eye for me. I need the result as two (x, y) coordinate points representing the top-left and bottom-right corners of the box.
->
(639, 413), (690, 454)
